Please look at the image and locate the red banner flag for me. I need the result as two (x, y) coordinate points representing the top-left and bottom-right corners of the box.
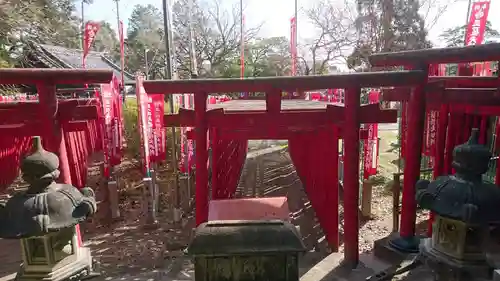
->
(424, 111), (438, 158)
(439, 64), (447, 76)
(100, 81), (116, 177)
(290, 17), (297, 76)
(179, 94), (195, 173)
(179, 96), (187, 173)
(111, 76), (123, 166)
(363, 91), (380, 179)
(465, 1), (490, 46)
(401, 102), (407, 158)
(423, 66), (439, 161)
(83, 21), (101, 67)
(136, 75), (151, 175)
(148, 94), (166, 162)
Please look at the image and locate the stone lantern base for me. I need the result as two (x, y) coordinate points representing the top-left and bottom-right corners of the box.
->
(420, 238), (493, 281)
(16, 248), (93, 281)
(16, 226), (95, 281)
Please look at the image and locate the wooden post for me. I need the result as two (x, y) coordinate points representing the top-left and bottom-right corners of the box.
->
(343, 86), (361, 266)
(151, 163), (159, 218)
(392, 173), (401, 233)
(195, 92), (209, 226)
(361, 179), (373, 218)
(99, 163), (112, 222)
(107, 179), (120, 219)
(142, 177), (158, 225)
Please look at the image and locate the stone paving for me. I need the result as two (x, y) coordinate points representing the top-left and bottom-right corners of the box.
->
(0, 232), (436, 281)
(95, 252), (434, 281)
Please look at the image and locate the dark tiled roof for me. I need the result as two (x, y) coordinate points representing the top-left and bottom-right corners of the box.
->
(33, 43), (134, 83)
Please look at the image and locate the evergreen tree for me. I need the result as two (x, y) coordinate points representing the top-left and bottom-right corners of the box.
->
(391, 0), (431, 51)
(439, 21), (500, 47)
(348, 0), (431, 70)
(125, 4), (166, 79)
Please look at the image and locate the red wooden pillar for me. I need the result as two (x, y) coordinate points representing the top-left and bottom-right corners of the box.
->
(390, 65), (429, 252)
(195, 92), (209, 225)
(343, 86), (361, 266)
(37, 83), (72, 185)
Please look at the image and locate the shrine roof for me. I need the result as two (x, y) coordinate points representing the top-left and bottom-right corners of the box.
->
(207, 100), (339, 112)
(24, 42), (134, 84)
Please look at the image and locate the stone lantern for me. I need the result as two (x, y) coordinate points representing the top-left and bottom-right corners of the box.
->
(415, 128), (500, 280)
(0, 136), (98, 281)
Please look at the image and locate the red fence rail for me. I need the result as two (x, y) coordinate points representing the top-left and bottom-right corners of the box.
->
(0, 69), (113, 188)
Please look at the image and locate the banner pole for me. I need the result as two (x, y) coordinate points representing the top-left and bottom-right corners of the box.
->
(464, 0), (472, 45)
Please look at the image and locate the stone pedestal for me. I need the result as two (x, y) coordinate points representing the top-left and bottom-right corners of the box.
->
(17, 226), (94, 281)
(420, 238), (492, 281)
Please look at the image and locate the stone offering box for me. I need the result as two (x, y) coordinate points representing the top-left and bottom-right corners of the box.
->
(186, 220), (306, 281)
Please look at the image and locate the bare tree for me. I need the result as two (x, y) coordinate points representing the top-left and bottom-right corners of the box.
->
(420, 0), (461, 31)
(173, 0), (260, 78)
(302, 0), (356, 75)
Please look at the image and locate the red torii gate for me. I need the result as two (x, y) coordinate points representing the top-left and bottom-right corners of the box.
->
(0, 69), (113, 186)
(369, 43), (500, 253)
(143, 71), (425, 265)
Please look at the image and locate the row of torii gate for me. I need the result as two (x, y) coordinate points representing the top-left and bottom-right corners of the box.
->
(1, 42), (500, 267)
(141, 42), (500, 266)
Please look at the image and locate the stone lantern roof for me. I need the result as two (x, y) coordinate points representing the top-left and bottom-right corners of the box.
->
(417, 129), (500, 225)
(186, 220), (306, 256)
(20, 137), (59, 181)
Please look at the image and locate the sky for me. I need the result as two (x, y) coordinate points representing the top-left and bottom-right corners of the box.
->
(81, 0), (499, 49)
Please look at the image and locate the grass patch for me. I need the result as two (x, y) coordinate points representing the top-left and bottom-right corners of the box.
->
(123, 98), (179, 159)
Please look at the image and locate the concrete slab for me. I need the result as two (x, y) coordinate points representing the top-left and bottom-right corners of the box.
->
(300, 251), (435, 281)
